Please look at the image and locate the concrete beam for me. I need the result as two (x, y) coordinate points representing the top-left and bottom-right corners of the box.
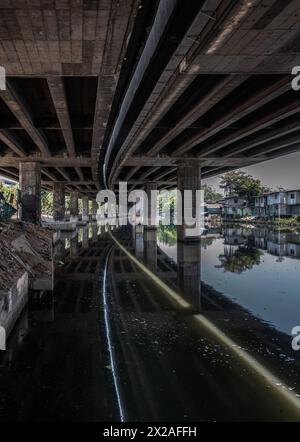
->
(0, 82), (51, 156)
(0, 156), (92, 168)
(124, 155), (270, 167)
(42, 181), (95, 186)
(47, 77), (83, 181)
(0, 130), (26, 156)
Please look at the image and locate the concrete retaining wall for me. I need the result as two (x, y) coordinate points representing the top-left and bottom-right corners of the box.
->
(0, 272), (29, 350)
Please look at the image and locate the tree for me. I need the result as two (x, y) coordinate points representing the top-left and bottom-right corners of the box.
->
(0, 182), (19, 206)
(220, 171), (270, 202)
(202, 184), (223, 202)
(40, 190), (53, 215)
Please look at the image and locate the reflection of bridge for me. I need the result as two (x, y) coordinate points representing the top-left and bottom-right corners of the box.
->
(0, 2), (300, 238)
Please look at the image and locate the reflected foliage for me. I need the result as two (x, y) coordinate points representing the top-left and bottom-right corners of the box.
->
(157, 224), (177, 246)
(201, 237), (215, 249)
(217, 246), (263, 274)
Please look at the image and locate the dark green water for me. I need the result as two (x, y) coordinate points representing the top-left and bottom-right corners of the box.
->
(0, 225), (300, 422)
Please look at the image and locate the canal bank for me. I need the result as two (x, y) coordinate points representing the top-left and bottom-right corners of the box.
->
(0, 221), (53, 350)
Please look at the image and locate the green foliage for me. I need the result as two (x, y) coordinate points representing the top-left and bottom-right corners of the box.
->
(220, 171), (270, 203)
(157, 225), (177, 246)
(40, 190), (53, 215)
(0, 182), (18, 206)
(202, 184), (223, 202)
(0, 182), (85, 217)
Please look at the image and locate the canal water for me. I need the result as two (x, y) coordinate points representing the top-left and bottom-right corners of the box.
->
(1, 223), (300, 421)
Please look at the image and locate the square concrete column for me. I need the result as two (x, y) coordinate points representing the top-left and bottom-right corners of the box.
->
(146, 182), (157, 229)
(177, 162), (202, 242)
(19, 162), (41, 224)
(53, 182), (65, 222)
(92, 200), (98, 221)
(70, 191), (79, 222)
(82, 196), (89, 222)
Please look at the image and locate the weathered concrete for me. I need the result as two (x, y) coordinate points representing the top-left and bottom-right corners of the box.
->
(177, 242), (201, 309)
(92, 200), (98, 221)
(70, 191), (79, 222)
(177, 162), (202, 242)
(146, 182), (158, 229)
(144, 229), (157, 272)
(53, 182), (65, 222)
(19, 162), (41, 224)
(0, 272), (29, 351)
(44, 221), (76, 231)
(82, 196), (89, 222)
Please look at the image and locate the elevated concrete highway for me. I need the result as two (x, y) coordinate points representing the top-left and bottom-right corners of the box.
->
(0, 1), (299, 223)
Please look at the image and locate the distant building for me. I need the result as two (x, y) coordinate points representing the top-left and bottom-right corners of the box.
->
(254, 190), (300, 218)
(220, 196), (251, 219)
(0, 177), (16, 186)
(204, 203), (222, 220)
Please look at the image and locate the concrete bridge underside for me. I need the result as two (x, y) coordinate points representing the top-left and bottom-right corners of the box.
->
(0, 1), (300, 221)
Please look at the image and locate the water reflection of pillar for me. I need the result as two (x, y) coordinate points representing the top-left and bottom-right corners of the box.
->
(70, 233), (79, 258)
(82, 225), (89, 249)
(53, 239), (65, 263)
(92, 222), (98, 242)
(177, 241), (202, 309)
(144, 229), (157, 272)
(134, 224), (144, 260)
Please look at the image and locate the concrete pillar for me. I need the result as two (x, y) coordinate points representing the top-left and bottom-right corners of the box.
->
(146, 182), (157, 229)
(177, 241), (202, 309)
(82, 196), (89, 222)
(19, 162), (41, 224)
(70, 191), (79, 222)
(92, 200), (98, 221)
(177, 162), (202, 242)
(53, 182), (65, 222)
